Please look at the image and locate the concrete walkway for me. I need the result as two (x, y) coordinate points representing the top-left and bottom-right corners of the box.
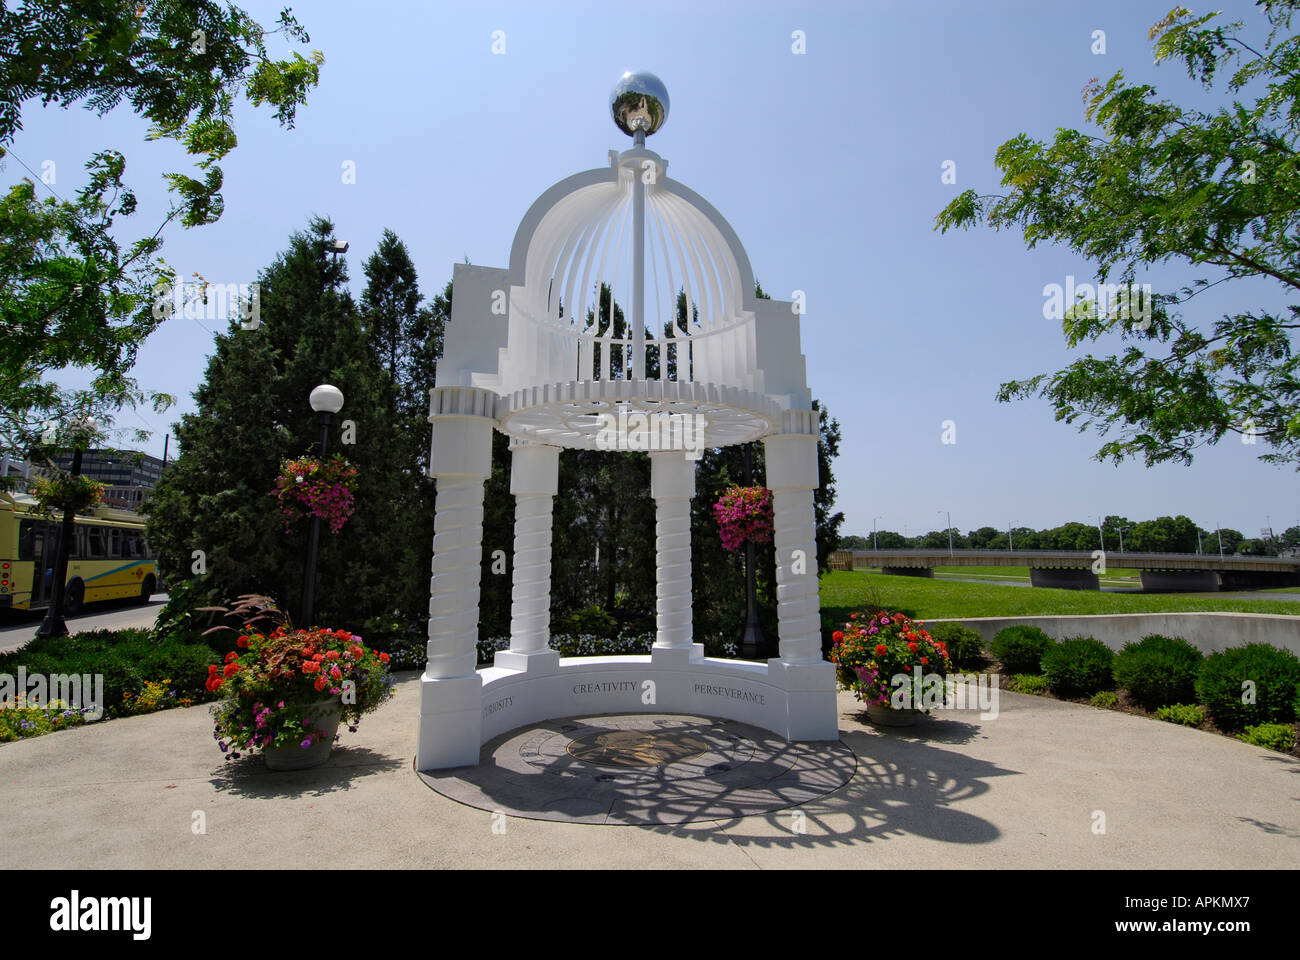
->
(0, 671), (1296, 868)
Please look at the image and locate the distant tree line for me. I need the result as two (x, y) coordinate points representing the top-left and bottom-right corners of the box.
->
(840, 517), (1300, 558)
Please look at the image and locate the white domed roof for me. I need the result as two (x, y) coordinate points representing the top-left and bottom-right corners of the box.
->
(506, 154), (757, 341)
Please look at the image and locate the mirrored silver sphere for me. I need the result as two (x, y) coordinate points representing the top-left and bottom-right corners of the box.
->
(610, 71), (669, 137)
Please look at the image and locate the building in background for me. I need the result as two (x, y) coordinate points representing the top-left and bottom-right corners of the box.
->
(51, 449), (165, 511)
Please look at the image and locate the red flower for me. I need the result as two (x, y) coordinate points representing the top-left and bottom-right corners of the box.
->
(907, 642), (918, 652)
(222, 663), (240, 678)
(236, 636), (250, 648)
(378, 652), (390, 663)
(325, 650), (340, 661)
(302, 661), (321, 674)
(874, 644), (888, 656)
(314, 677), (328, 692)
(849, 613), (858, 620)
(921, 657), (929, 665)
(224, 651), (238, 664)
(832, 631), (845, 643)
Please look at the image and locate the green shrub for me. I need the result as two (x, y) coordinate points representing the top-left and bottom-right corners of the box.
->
(1041, 637), (1115, 697)
(0, 628), (216, 719)
(558, 605), (619, 639)
(1195, 643), (1300, 730)
(702, 635), (740, 658)
(990, 625), (1055, 674)
(926, 622), (985, 667)
(1091, 690), (1119, 709)
(1154, 703), (1205, 727)
(1237, 722), (1296, 753)
(476, 635), (509, 664)
(151, 577), (225, 648)
(1112, 634), (1204, 709)
(548, 632), (654, 657)
(1007, 674), (1050, 695)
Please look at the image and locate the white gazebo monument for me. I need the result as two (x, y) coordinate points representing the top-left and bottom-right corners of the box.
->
(416, 72), (837, 770)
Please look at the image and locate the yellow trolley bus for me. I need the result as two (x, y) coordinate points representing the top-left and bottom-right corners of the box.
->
(0, 494), (158, 614)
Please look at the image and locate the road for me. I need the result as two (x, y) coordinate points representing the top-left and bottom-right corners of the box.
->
(0, 595), (168, 654)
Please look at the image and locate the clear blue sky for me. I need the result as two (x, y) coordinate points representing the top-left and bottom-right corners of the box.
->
(6, 0), (1296, 539)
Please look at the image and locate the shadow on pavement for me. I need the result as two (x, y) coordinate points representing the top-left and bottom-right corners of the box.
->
(209, 745), (406, 799)
(649, 719), (1017, 850)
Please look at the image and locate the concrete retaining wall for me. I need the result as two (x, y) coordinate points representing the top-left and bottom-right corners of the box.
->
(929, 612), (1300, 658)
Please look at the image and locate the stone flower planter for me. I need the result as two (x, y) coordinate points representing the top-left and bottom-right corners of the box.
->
(866, 702), (921, 727)
(263, 698), (342, 771)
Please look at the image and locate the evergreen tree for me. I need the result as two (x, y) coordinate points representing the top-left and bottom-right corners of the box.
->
(145, 217), (404, 631)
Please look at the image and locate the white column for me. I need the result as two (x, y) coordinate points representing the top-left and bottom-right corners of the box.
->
(494, 441), (561, 674)
(650, 451), (695, 649)
(425, 476), (488, 678)
(417, 386), (497, 770)
(763, 427), (821, 664)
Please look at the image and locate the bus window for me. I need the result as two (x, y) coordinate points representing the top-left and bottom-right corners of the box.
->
(123, 530), (142, 559)
(18, 520), (34, 560)
(86, 527), (107, 559)
(109, 528), (122, 558)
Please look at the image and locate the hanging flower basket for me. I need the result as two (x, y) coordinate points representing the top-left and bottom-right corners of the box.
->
(711, 485), (774, 552)
(28, 473), (104, 517)
(273, 455), (358, 534)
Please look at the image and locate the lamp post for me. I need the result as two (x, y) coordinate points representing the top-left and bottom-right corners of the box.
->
(1119, 526), (1129, 554)
(36, 417), (95, 639)
(1008, 521), (1018, 552)
(938, 509), (953, 556)
(1216, 523), (1224, 557)
(300, 384), (344, 627)
(740, 443), (764, 659)
(872, 515), (883, 551)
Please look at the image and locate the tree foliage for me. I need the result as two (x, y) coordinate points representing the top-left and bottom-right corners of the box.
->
(144, 218), (434, 634)
(0, 1), (321, 450)
(935, 2), (1300, 467)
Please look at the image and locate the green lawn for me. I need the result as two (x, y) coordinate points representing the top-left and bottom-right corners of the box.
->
(821, 570), (1300, 622)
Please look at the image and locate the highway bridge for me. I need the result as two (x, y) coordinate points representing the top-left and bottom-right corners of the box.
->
(828, 549), (1300, 591)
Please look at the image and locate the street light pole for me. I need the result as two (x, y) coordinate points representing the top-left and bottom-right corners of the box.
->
(1217, 523), (1224, 557)
(938, 509), (953, 556)
(300, 384), (344, 628)
(740, 444), (763, 659)
(36, 418), (95, 639)
(872, 516), (882, 551)
(1008, 521), (1018, 553)
(1119, 526), (1129, 554)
